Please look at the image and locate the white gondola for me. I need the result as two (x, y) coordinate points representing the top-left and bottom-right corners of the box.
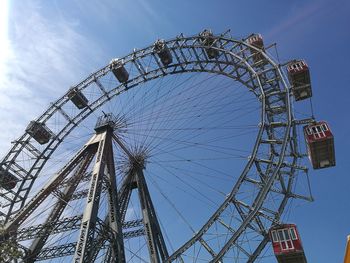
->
(199, 29), (219, 59)
(154, 39), (173, 66)
(67, 87), (88, 109)
(110, 58), (129, 83)
(26, 121), (52, 144)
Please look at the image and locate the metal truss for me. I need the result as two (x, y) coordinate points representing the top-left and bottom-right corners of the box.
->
(0, 30), (314, 262)
(16, 216), (143, 242)
(0, 125), (171, 262)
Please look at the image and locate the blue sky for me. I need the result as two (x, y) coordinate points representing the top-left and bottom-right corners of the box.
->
(1, 0), (350, 262)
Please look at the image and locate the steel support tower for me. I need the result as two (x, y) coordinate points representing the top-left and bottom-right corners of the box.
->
(0, 114), (168, 262)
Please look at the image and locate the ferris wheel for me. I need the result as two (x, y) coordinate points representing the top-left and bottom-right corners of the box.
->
(0, 29), (335, 262)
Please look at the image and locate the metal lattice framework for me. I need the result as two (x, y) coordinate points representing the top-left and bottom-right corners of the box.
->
(0, 30), (314, 262)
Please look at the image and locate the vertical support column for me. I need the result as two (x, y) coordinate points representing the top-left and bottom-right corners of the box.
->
(73, 132), (108, 263)
(136, 168), (169, 263)
(113, 133), (169, 262)
(118, 171), (137, 222)
(104, 131), (126, 262)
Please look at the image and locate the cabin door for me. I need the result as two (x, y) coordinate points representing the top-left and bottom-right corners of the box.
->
(278, 229), (294, 250)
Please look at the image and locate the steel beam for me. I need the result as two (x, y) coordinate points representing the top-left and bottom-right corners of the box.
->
(34, 227), (145, 262)
(26, 151), (95, 262)
(16, 216), (143, 242)
(136, 168), (169, 263)
(73, 131), (109, 262)
(2, 137), (99, 233)
(104, 130), (126, 262)
(113, 134), (169, 262)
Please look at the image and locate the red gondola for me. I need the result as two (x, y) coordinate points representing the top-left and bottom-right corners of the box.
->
(287, 60), (312, 101)
(246, 34), (267, 65)
(269, 224), (307, 263)
(303, 121), (335, 169)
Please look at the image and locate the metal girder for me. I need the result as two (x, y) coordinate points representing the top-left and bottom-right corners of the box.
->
(103, 246), (112, 263)
(254, 157), (308, 172)
(16, 216), (143, 242)
(122, 219), (143, 229)
(36, 242), (108, 261)
(28, 215), (139, 262)
(112, 134), (169, 263)
(16, 215), (82, 241)
(233, 199), (278, 226)
(1, 34), (259, 222)
(244, 177), (284, 195)
(73, 130), (125, 263)
(165, 54), (293, 262)
(58, 172), (92, 189)
(231, 199), (262, 234)
(2, 139), (98, 233)
(69, 188), (90, 201)
(94, 78), (110, 99)
(26, 152), (95, 262)
(0, 31), (310, 263)
(118, 171), (136, 222)
(135, 168), (169, 263)
(104, 130), (126, 262)
(198, 238), (220, 259)
(88, 169), (139, 262)
(89, 216), (143, 262)
(217, 219), (251, 258)
(34, 227), (145, 262)
(123, 228), (145, 239)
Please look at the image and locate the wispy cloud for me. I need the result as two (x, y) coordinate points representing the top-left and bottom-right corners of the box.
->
(0, 1), (105, 156)
(265, 1), (329, 40)
(136, 0), (173, 38)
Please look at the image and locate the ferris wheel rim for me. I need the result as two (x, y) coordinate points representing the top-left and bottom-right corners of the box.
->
(0, 31), (301, 262)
